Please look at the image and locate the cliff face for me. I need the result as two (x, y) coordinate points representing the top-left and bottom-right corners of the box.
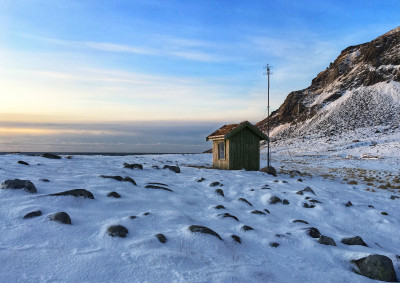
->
(257, 26), (400, 139)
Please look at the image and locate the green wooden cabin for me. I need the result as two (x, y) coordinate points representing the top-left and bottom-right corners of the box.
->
(206, 121), (268, 171)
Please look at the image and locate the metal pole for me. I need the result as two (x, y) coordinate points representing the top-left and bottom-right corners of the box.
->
(267, 64), (270, 167)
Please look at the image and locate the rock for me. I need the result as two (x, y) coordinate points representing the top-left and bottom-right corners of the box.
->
(269, 196), (282, 204)
(100, 175), (123, 181)
(368, 205), (375, 208)
(282, 180), (288, 184)
(215, 189), (224, 197)
(297, 178), (303, 182)
(122, 177), (137, 186)
(196, 178), (206, 183)
(293, 219), (309, 224)
(40, 179), (50, 182)
(155, 233), (167, 243)
(352, 254), (397, 282)
(218, 213), (239, 222)
(231, 235), (241, 243)
(341, 236), (368, 247)
(318, 235), (337, 246)
(23, 210), (42, 219)
(282, 199), (290, 205)
(306, 227), (321, 238)
(188, 225), (222, 240)
(381, 212), (389, 215)
(303, 203), (315, 208)
(18, 161), (29, 165)
(148, 182), (168, 186)
(143, 212), (151, 216)
(390, 195), (400, 200)
(251, 210), (266, 215)
(264, 209), (270, 214)
(241, 225), (254, 232)
(269, 242), (280, 248)
(345, 201), (353, 207)
(210, 181), (222, 187)
(48, 189), (94, 199)
(214, 205), (225, 209)
(260, 166), (277, 176)
(49, 212), (71, 224)
(309, 199), (321, 203)
(238, 197), (253, 206)
(107, 191), (121, 198)
(123, 163), (143, 170)
(129, 216), (137, 219)
(145, 185), (173, 192)
(107, 225), (128, 238)
(1, 179), (37, 193)
(42, 153), (61, 159)
(152, 165), (159, 169)
(163, 165), (180, 173)
(297, 186), (316, 195)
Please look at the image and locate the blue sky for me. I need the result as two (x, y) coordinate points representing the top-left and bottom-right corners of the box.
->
(0, 0), (399, 152)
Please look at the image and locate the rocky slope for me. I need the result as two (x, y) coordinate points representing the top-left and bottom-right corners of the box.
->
(257, 26), (400, 139)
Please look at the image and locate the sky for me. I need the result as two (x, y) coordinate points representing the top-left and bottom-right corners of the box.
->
(0, 0), (399, 153)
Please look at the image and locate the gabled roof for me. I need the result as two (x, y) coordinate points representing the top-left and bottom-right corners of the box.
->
(206, 121), (268, 141)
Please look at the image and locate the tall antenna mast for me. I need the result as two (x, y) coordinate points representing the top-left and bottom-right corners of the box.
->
(263, 64), (271, 168)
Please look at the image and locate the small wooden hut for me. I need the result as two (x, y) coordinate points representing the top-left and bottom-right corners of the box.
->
(206, 121), (268, 171)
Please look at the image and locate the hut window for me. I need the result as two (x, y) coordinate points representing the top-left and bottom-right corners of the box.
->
(218, 142), (225, 159)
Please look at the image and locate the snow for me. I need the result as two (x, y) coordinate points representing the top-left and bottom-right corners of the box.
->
(0, 149), (399, 282)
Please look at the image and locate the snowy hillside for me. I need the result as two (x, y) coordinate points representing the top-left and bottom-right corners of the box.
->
(257, 26), (400, 140)
(1, 153), (399, 282)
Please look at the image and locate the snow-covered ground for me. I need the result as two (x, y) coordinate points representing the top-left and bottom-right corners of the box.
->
(0, 148), (399, 282)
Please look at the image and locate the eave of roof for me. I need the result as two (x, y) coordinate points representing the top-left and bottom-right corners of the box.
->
(206, 121), (268, 141)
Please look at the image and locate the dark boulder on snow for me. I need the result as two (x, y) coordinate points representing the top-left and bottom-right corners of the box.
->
(238, 197), (253, 206)
(318, 235), (337, 246)
(42, 153), (62, 159)
(303, 203), (315, 208)
(352, 254), (397, 282)
(218, 213), (239, 222)
(341, 236), (368, 247)
(231, 234), (241, 244)
(260, 166), (277, 176)
(269, 242), (280, 248)
(1, 179), (37, 193)
(155, 233), (167, 243)
(107, 191), (121, 198)
(100, 175), (123, 181)
(23, 210), (42, 219)
(293, 219), (309, 224)
(123, 163), (143, 170)
(215, 188), (224, 197)
(251, 210), (266, 215)
(148, 182), (168, 186)
(306, 227), (321, 238)
(210, 181), (222, 187)
(188, 225), (222, 240)
(49, 212), (71, 224)
(40, 179), (50, 182)
(282, 199), (290, 205)
(107, 225), (128, 238)
(18, 160), (29, 165)
(163, 165), (180, 173)
(269, 196), (282, 204)
(214, 205), (226, 209)
(296, 186), (316, 195)
(241, 225), (254, 232)
(48, 189), (94, 199)
(345, 201), (353, 207)
(122, 177), (137, 186)
(196, 177), (206, 182)
(145, 184), (173, 192)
